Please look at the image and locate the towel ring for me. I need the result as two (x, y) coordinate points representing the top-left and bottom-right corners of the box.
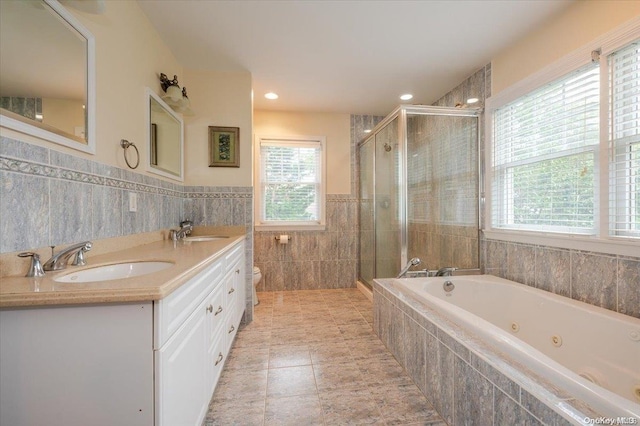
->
(120, 139), (139, 169)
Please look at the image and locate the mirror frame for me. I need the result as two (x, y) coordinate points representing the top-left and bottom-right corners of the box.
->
(0, 0), (96, 154)
(146, 87), (184, 182)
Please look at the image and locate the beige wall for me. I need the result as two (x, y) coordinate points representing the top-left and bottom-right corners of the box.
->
(253, 110), (351, 194)
(492, 0), (640, 95)
(1, 1), (182, 175)
(42, 98), (85, 137)
(183, 70), (253, 187)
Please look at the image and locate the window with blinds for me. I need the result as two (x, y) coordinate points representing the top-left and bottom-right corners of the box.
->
(609, 40), (640, 238)
(257, 137), (325, 228)
(492, 64), (600, 233)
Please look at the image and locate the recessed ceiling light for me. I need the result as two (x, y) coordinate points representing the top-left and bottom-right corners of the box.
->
(265, 92), (279, 100)
(400, 94), (413, 101)
(467, 97), (479, 104)
(364, 129), (372, 133)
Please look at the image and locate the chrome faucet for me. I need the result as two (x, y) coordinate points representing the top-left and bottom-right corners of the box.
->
(397, 257), (421, 278)
(170, 220), (193, 241)
(43, 241), (92, 271)
(435, 267), (457, 277)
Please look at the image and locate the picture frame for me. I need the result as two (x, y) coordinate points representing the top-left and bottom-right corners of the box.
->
(208, 126), (240, 167)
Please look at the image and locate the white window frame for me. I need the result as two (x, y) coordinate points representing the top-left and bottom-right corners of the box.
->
(254, 134), (327, 231)
(484, 17), (640, 257)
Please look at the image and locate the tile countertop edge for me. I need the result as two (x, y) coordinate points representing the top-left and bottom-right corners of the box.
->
(0, 235), (246, 309)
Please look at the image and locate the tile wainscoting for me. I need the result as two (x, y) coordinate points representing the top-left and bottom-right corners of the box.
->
(254, 196), (358, 292)
(0, 136), (254, 321)
(482, 236), (640, 319)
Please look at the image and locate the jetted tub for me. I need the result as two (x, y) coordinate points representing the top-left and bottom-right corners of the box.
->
(383, 275), (640, 421)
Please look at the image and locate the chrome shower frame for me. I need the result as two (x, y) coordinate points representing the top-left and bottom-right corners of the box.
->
(358, 105), (483, 284)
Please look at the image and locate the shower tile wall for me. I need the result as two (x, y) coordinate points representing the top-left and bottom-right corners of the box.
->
(0, 136), (254, 321)
(407, 114), (479, 270)
(253, 114), (383, 292)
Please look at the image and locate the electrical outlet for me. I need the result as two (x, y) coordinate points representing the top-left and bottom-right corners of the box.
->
(129, 192), (137, 212)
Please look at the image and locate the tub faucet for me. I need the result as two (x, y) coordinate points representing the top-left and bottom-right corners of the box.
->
(397, 258), (421, 278)
(43, 241), (92, 271)
(435, 267), (456, 277)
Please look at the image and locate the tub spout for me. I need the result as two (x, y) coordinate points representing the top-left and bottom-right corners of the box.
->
(435, 267), (456, 277)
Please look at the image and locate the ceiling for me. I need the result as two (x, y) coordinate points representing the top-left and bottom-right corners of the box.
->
(138, 0), (573, 116)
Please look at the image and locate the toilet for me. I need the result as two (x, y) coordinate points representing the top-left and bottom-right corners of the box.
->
(252, 266), (262, 305)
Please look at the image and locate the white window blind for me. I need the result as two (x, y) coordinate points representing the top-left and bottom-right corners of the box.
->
(609, 40), (640, 238)
(492, 63), (600, 233)
(259, 139), (323, 225)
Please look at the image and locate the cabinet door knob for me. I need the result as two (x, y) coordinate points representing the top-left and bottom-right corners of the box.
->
(228, 325), (235, 334)
(215, 353), (224, 366)
(228, 287), (235, 294)
(215, 306), (223, 315)
(206, 304), (213, 313)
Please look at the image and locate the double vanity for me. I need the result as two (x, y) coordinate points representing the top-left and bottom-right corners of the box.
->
(0, 232), (247, 426)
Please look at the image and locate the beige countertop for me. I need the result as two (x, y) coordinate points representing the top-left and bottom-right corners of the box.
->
(0, 232), (245, 308)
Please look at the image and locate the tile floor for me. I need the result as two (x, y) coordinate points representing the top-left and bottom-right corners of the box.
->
(203, 288), (446, 425)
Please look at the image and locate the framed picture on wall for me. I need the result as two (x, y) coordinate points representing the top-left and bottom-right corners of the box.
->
(208, 126), (239, 167)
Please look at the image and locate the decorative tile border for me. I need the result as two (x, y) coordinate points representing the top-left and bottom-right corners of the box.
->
(0, 155), (184, 198)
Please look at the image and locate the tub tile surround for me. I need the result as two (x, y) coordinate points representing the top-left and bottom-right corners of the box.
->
(373, 279), (603, 426)
(0, 136), (254, 321)
(483, 238), (640, 319)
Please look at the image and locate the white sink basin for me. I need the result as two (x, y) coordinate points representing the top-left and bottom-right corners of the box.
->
(54, 261), (174, 283)
(183, 235), (230, 242)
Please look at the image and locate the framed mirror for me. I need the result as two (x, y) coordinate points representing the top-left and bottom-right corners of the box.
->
(147, 88), (183, 181)
(0, 0), (95, 154)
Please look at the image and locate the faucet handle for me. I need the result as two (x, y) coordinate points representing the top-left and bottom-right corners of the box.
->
(71, 243), (91, 266)
(18, 252), (45, 277)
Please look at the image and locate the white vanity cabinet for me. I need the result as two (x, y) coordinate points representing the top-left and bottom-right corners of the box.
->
(0, 239), (246, 426)
(154, 239), (246, 426)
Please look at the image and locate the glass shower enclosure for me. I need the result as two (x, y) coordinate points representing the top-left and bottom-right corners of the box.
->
(358, 105), (481, 287)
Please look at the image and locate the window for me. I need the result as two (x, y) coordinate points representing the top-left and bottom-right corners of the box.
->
(492, 64), (600, 234)
(487, 34), (640, 251)
(255, 135), (326, 230)
(610, 41), (640, 238)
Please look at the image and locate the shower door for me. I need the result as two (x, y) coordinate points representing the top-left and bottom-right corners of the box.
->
(357, 105), (480, 286)
(374, 117), (401, 278)
(358, 137), (375, 286)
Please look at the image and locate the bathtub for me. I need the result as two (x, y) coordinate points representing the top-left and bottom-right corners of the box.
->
(373, 275), (640, 424)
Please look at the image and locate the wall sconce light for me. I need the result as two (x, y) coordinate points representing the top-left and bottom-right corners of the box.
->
(159, 73), (194, 115)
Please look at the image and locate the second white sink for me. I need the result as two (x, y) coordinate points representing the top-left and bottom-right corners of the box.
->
(54, 261), (174, 283)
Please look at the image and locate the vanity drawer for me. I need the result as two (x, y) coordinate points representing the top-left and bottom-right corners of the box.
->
(155, 260), (223, 349)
